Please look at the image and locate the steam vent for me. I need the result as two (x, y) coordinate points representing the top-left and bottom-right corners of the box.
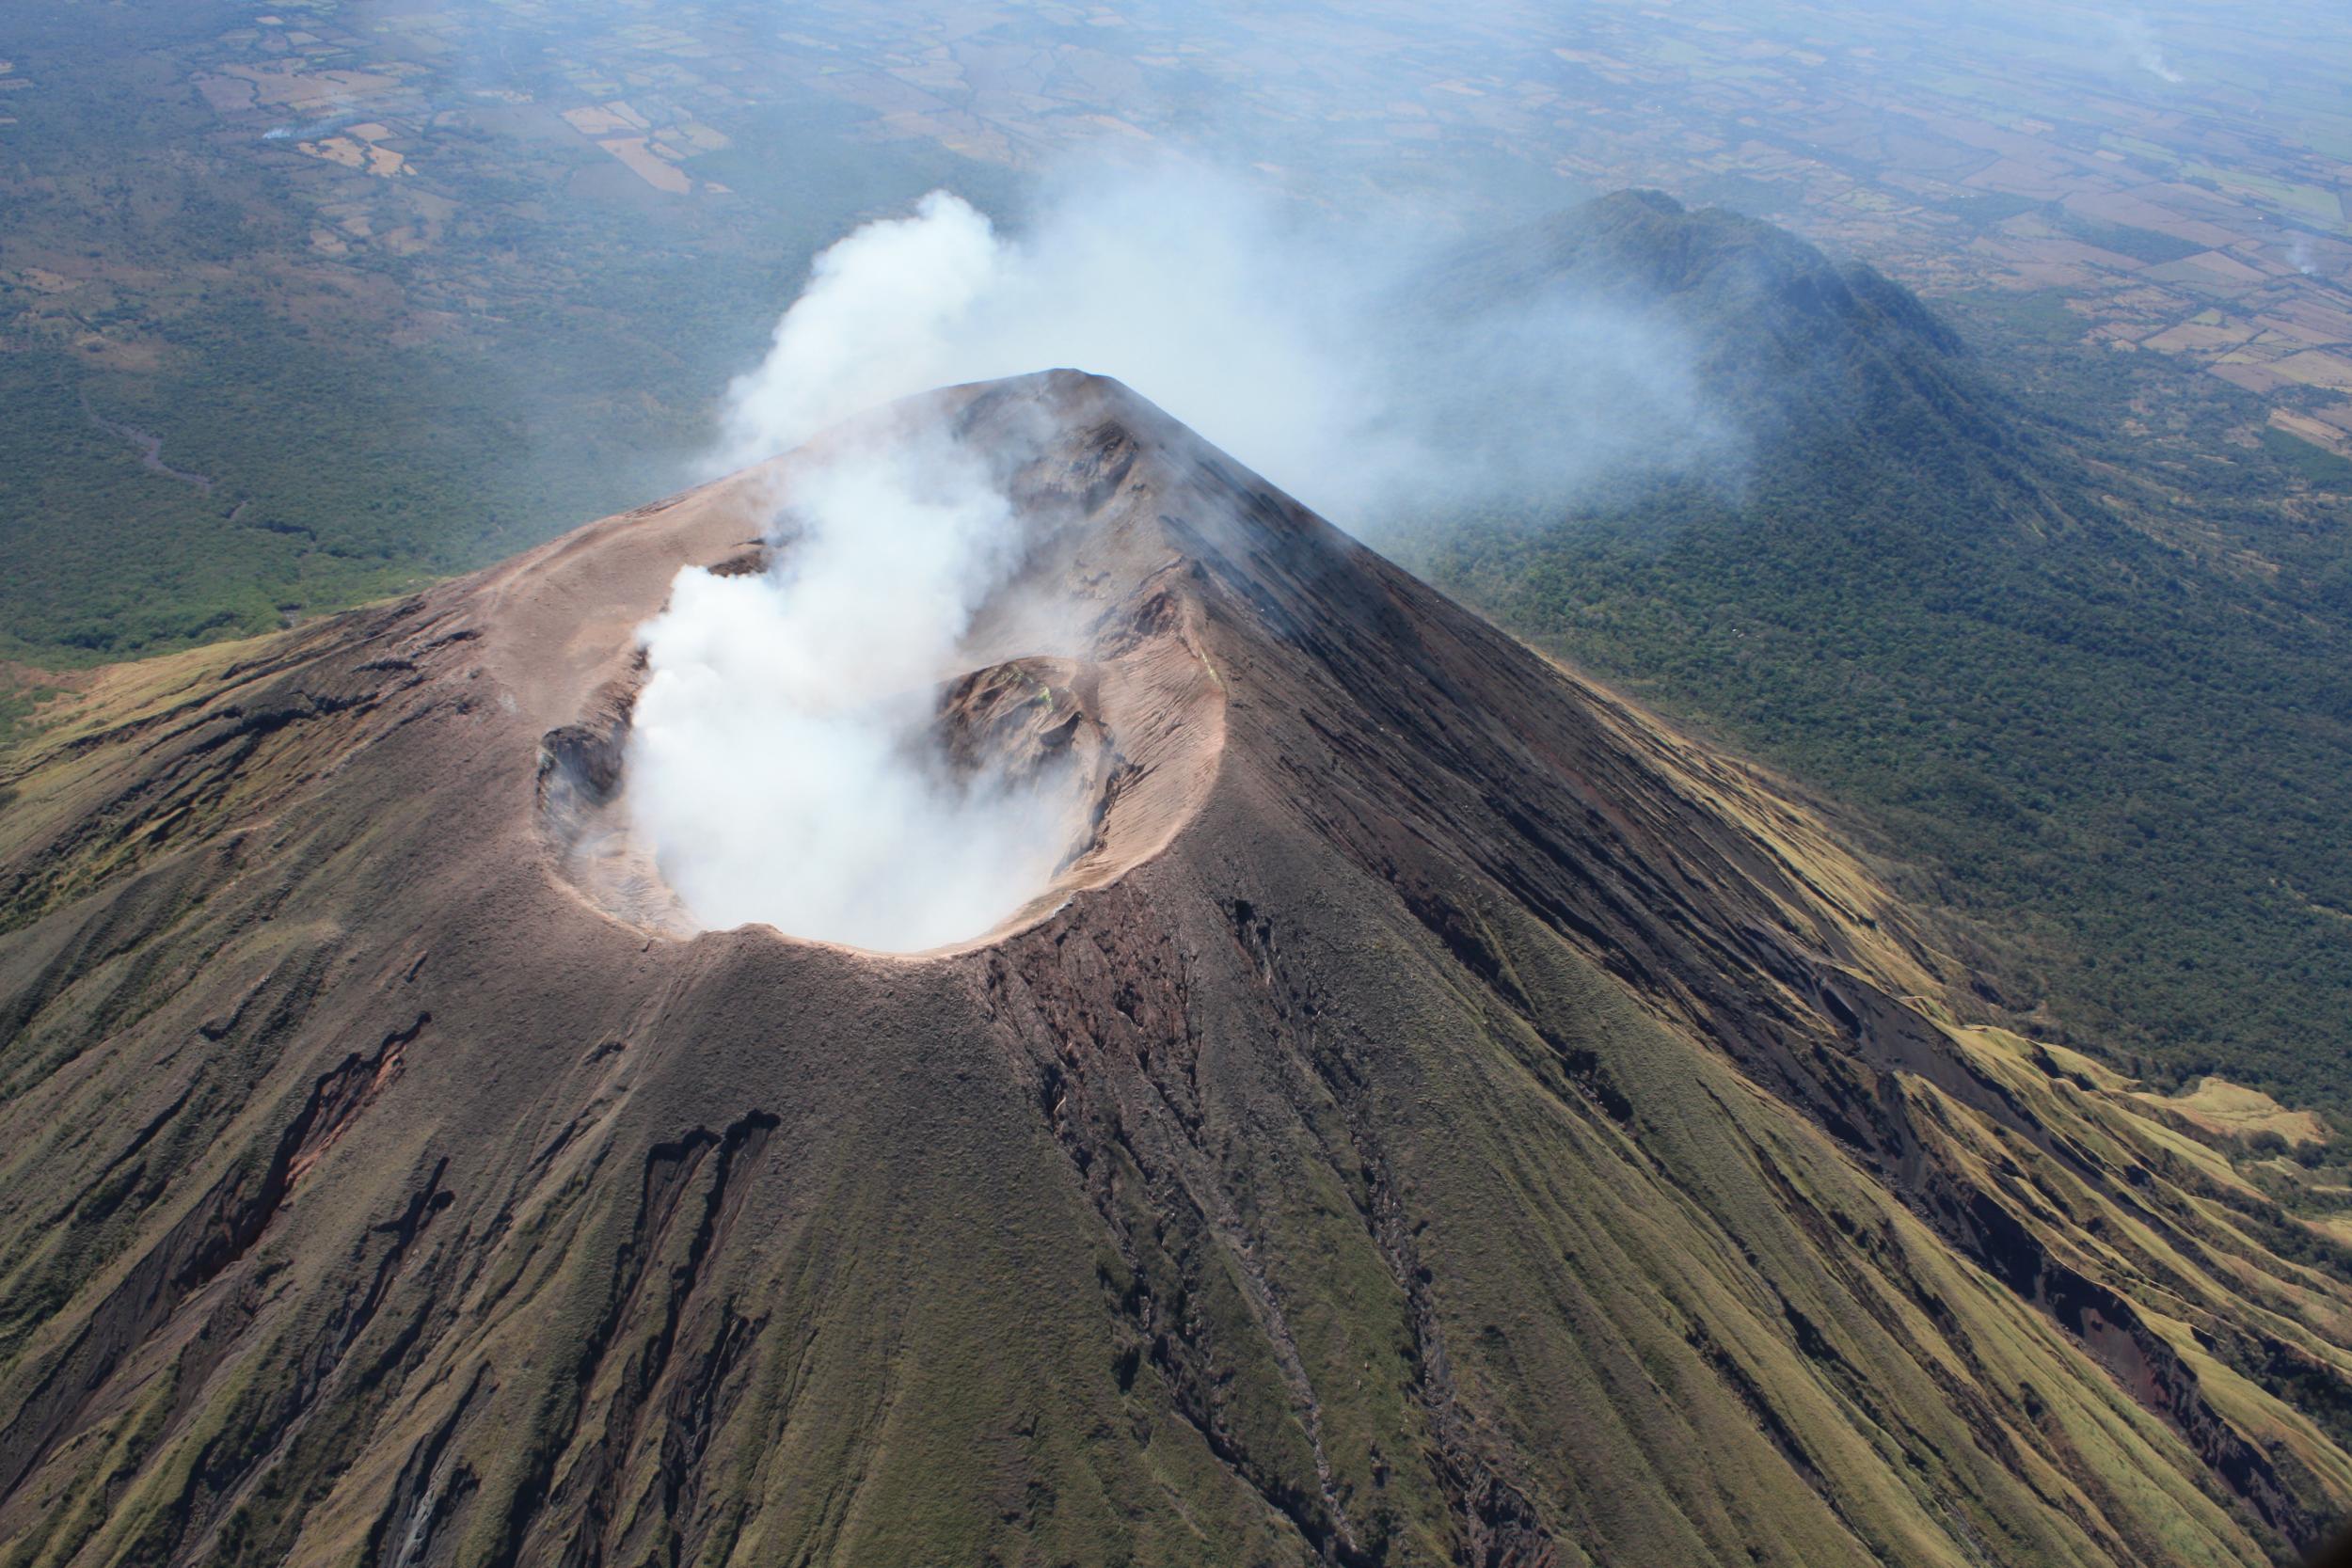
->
(4, 372), (2351, 1567)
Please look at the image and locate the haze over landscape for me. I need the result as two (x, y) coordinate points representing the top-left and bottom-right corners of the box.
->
(4, 2), (2352, 1566)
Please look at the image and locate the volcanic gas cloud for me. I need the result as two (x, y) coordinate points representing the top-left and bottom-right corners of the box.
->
(625, 420), (1083, 954)
(621, 158), (1729, 952)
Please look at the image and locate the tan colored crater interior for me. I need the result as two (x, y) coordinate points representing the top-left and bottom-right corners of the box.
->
(513, 379), (1230, 956)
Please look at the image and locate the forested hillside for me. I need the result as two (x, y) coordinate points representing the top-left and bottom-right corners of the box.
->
(1404, 192), (2352, 1117)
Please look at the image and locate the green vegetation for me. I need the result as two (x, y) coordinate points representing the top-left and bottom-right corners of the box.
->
(0, 681), (59, 777)
(0, 0), (1009, 665)
(1938, 191), (2042, 229)
(2, 350), (442, 662)
(1398, 194), (2352, 1117)
(2262, 425), (2352, 489)
(2050, 211), (2208, 266)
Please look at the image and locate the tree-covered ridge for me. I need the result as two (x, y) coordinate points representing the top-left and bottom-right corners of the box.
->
(1402, 193), (2352, 1117)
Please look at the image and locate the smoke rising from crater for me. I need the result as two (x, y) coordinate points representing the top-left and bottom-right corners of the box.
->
(628, 420), (1079, 952)
(714, 159), (1732, 531)
(632, 158), (1729, 950)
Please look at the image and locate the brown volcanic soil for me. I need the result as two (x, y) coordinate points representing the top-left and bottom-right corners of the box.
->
(2, 372), (2350, 1568)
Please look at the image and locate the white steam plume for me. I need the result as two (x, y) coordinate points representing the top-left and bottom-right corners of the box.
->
(2112, 13), (2185, 84)
(714, 192), (1007, 461)
(628, 420), (1074, 952)
(712, 159), (1730, 529)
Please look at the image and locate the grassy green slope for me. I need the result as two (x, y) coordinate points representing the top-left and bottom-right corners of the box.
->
(3, 580), (2346, 1565)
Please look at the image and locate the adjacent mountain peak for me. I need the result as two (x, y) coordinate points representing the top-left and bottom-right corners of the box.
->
(1546, 189), (1964, 354)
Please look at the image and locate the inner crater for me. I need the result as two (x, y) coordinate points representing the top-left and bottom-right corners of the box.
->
(534, 387), (1228, 957)
(538, 652), (1132, 953)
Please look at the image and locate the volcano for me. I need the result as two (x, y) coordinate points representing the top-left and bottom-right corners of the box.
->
(3, 372), (2350, 1568)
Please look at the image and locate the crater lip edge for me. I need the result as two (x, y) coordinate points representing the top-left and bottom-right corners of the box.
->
(537, 628), (1229, 958)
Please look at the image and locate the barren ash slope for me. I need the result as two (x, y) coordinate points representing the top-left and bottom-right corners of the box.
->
(3, 371), (2351, 1568)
